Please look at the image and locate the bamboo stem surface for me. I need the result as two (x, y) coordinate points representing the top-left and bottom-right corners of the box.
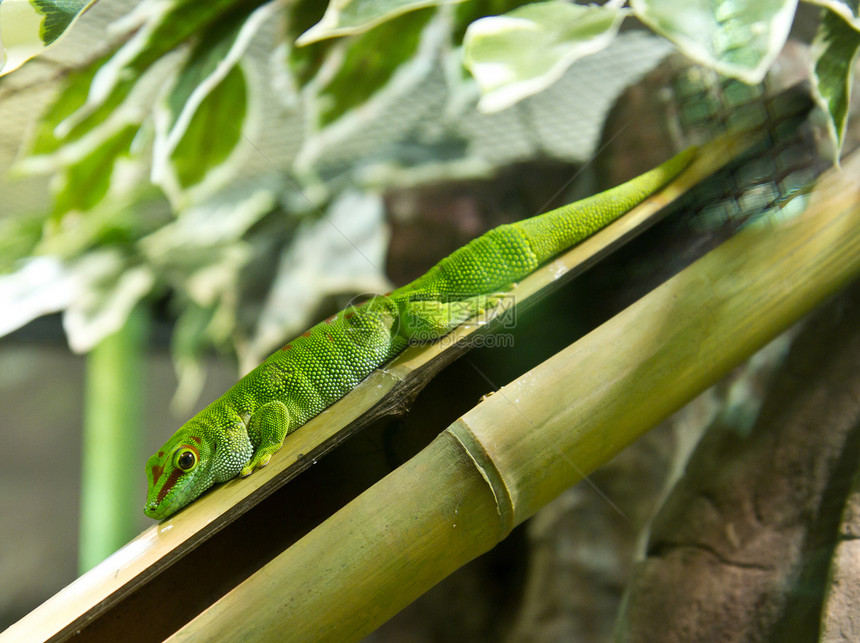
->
(167, 152), (860, 642)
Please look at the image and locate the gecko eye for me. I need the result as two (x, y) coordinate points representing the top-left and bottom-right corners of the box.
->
(175, 448), (198, 471)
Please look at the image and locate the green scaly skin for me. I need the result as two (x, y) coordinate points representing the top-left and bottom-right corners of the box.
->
(144, 147), (697, 519)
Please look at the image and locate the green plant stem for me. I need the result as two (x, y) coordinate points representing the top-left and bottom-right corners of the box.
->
(78, 306), (148, 573)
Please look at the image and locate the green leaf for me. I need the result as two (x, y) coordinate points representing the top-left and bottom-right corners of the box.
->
(51, 122), (140, 217)
(33, 0), (92, 43)
(630, 0), (798, 84)
(138, 187), (274, 359)
(22, 57), (103, 158)
(283, 0), (330, 89)
(317, 8), (435, 126)
(36, 187), (170, 260)
(154, 0), (276, 175)
(139, 185), (276, 257)
(168, 63), (248, 191)
(451, 0), (532, 45)
(463, 1), (627, 113)
(170, 301), (218, 412)
(0, 256), (75, 337)
(122, 0), (254, 76)
(812, 7), (860, 162)
(54, 0), (262, 147)
(21, 55), (138, 166)
(22, 0), (270, 170)
(0, 0), (96, 76)
(806, 0), (860, 28)
(63, 250), (155, 353)
(0, 211), (45, 273)
(296, 0), (463, 45)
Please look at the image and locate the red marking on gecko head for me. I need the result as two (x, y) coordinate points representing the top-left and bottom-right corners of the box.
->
(325, 333), (334, 342)
(151, 464), (164, 486)
(301, 330), (312, 338)
(324, 314), (336, 324)
(190, 435), (202, 445)
(156, 468), (184, 505)
(344, 312), (354, 319)
(281, 343), (292, 351)
(157, 451), (164, 458)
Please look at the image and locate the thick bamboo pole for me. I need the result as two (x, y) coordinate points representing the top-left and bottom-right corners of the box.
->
(169, 152), (860, 642)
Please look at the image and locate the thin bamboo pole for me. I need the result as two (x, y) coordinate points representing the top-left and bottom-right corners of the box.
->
(168, 152), (860, 642)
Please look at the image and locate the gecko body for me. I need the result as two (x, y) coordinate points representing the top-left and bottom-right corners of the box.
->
(144, 148), (695, 519)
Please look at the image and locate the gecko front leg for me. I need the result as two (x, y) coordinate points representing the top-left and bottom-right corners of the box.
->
(241, 400), (291, 476)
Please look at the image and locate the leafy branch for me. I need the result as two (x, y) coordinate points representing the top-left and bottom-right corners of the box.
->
(0, 0), (856, 407)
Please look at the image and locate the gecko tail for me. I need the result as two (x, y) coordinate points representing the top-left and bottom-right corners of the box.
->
(519, 146), (698, 263)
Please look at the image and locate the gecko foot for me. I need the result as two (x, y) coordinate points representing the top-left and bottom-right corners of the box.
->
(240, 451), (275, 477)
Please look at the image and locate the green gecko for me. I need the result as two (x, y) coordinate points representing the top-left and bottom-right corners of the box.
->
(144, 147), (697, 519)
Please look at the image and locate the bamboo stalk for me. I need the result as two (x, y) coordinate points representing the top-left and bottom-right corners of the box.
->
(168, 152), (860, 642)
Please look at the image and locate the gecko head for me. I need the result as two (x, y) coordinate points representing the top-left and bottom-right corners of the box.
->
(144, 428), (216, 520)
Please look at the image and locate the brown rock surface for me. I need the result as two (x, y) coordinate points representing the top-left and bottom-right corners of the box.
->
(619, 279), (860, 642)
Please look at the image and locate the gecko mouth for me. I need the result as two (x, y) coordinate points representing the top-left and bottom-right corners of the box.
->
(144, 477), (192, 519)
(144, 492), (184, 520)
(144, 468), (215, 519)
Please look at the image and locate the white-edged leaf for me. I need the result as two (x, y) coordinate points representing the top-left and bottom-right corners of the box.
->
(139, 184), (276, 257)
(630, 0), (798, 84)
(63, 250), (155, 352)
(311, 7), (437, 128)
(139, 185), (273, 332)
(296, 0), (463, 45)
(159, 63), (249, 205)
(34, 182), (164, 261)
(806, 0), (860, 29)
(463, 1), (627, 113)
(811, 7), (860, 162)
(152, 1), (276, 184)
(50, 122), (140, 217)
(57, 0), (245, 137)
(17, 51), (162, 174)
(170, 302), (217, 412)
(0, 0), (96, 76)
(244, 190), (390, 368)
(0, 257), (76, 338)
(0, 250), (155, 350)
(295, 7), (449, 172)
(183, 245), (248, 310)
